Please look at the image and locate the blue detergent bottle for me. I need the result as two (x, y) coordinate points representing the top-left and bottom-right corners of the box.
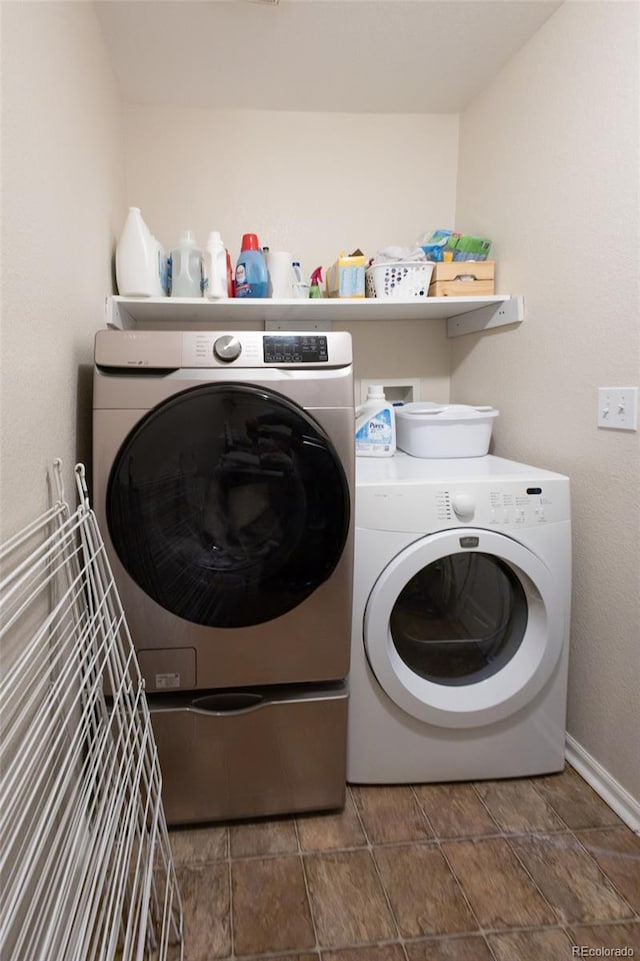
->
(235, 233), (268, 298)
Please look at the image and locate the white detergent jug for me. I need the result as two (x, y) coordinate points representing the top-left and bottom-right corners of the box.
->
(170, 230), (203, 298)
(203, 231), (228, 300)
(355, 385), (396, 457)
(116, 206), (167, 297)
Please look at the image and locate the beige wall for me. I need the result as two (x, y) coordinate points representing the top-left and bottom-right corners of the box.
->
(3, 0), (637, 813)
(122, 106), (458, 400)
(123, 107), (459, 279)
(1, 1), (125, 534)
(453, 2), (640, 800)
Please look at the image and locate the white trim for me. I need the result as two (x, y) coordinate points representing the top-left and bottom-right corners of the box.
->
(566, 734), (640, 835)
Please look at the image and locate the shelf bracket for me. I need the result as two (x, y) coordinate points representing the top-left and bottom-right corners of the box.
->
(447, 296), (524, 338)
(264, 318), (333, 332)
(105, 295), (126, 329)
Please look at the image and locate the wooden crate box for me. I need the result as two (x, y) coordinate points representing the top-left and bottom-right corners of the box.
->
(429, 260), (495, 297)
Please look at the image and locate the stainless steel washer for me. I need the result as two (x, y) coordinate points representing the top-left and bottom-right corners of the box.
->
(93, 329), (354, 822)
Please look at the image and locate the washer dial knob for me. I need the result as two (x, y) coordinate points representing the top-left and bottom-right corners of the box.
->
(452, 492), (476, 520)
(213, 335), (242, 362)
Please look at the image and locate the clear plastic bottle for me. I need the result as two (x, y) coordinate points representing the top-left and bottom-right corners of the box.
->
(203, 230), (228, 300)
(292, 262), (309, 299)
(225, 249), (234, 297)
(355, 385), (397, 457)
(170, 230), (203, 298)
(152, 235), (169, 296)
(235, 233), (268, 298)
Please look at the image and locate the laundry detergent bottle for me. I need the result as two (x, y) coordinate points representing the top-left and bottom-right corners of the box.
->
(235, 233), (268, 298)
(170, 230), (203, 298)
(355, 385), (396, 457)
(116, 206), (167, 297)
(203, 230), (228, 300)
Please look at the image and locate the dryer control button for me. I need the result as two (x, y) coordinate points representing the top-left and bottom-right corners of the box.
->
(214, 335), (242, 362)
(452, 493), (475, 520)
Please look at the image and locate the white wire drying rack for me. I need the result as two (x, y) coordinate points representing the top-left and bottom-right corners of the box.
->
(0, 461), (183, 961)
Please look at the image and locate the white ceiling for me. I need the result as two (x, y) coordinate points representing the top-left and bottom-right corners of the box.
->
(95, 0), (563, 114)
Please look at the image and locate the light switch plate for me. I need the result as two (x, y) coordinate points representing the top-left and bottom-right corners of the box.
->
(597, 387), (638, 430)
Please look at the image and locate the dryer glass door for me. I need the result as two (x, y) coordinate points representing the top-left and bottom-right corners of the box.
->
(390, 552), (528, 686)
(106, 383), (350, 628)
(364, 528), (564, 728)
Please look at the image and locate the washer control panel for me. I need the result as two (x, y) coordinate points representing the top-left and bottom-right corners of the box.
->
(95, 329), (352, 370)
(263, 335), (328, 364)
(180, 332), (343, 368)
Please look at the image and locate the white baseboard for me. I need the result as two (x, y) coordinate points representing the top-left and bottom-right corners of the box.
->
(566, 734), (640, 835)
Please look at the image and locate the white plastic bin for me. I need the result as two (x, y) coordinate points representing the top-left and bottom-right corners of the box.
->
(395, 403), (499, 458)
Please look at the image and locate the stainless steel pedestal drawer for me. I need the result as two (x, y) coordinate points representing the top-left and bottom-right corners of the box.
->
(148, 683), (348, 825)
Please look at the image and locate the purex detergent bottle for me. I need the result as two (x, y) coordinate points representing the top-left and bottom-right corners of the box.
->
(355, 385), (397, 457)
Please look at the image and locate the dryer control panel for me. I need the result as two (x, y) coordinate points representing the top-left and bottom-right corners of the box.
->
(356, 474), (570, 533)
(486, 488), (554, 527)
(435, 489), (551, 526)
(430, 487), (561, 527)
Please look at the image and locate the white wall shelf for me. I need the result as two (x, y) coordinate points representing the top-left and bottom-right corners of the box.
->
(106, 294), (524, 338)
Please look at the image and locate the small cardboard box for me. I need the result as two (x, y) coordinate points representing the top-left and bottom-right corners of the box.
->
(429, 260), (495, 297)
(326, 250), (366, 298)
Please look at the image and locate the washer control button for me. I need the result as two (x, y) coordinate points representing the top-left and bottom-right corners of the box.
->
(451, 493), (475, 520)
(213, 335), (242, 362)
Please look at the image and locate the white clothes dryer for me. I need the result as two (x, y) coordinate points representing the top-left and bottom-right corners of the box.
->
(347, 453), (571, 783)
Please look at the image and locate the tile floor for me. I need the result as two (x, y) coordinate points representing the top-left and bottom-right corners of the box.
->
(168, 765), (640, 961)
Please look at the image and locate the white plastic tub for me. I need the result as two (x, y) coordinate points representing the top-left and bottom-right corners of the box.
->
(395, 403), (499, 458)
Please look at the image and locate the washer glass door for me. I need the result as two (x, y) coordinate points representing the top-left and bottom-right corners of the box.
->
(107, 383), (350, 628)
(364, 529), (564, 728)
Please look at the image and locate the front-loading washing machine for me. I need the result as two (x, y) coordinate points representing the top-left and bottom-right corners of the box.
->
(347, 452), (571, 783)
(93, 328), (354, 822)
